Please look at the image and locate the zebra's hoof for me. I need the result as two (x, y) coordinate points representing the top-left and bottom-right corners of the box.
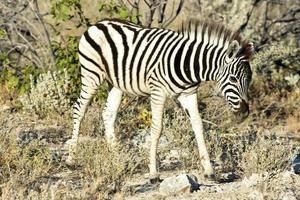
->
(149, 174), (163, 184)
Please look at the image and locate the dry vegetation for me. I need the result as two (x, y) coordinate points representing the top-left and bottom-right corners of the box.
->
(1, 0), (300, 199)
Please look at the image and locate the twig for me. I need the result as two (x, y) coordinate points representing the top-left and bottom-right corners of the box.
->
(32, 0), (56, 67)
(238, 0), (262, 33)
(160, 0), (184, 28)
(202, 119), (218, 126)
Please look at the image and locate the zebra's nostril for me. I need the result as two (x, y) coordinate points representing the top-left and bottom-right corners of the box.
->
(239, 99), (249, 117)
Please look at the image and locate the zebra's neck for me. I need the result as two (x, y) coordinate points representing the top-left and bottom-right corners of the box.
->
(178, 20), (234, 84)
(175, 33), (227, 84)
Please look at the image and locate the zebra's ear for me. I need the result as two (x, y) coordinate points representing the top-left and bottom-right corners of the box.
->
(227, 40), (240, 60)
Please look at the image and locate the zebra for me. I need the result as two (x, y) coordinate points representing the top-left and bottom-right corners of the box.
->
(65, 18), (254, 180)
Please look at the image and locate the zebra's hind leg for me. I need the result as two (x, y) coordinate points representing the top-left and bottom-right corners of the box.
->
(65, 81), (99, 164)
(178, 93), (215, 179)
(102, 87), (123, 144)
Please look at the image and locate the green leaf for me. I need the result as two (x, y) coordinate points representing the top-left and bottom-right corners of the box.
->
(58, 4), (71, 21)
(7, 76), (19, 90)
(118, 9), (129, 19)
(0, 29), (7, 39)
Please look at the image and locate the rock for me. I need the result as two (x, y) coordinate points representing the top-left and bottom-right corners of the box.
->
(280, 190), (297, 200)
(247, 190), (264, 200)
(17, 130), (39, 147)
(241, 173), (261, 188)
(291, 153), (300, 174)
(132, 130), (169, 150)
(159, 174), (200, 195)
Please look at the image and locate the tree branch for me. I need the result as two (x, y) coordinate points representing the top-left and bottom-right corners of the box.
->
(32, 0), (56, 67)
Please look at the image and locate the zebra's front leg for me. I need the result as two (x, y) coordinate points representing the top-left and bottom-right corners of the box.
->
(149, 93), (166, 182)
(102, 87), (123, 144)
(178, 93), (214, 179)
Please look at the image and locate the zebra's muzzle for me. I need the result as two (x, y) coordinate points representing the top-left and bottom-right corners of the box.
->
(235, 99), (249, 121)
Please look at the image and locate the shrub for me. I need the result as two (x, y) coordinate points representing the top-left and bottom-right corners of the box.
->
(75, 139), (139, 198)
(252, 45), (300, 91)
(0, 132), (55, 199)
(238, 133), (295, 177)
(20, 69), (71, 118)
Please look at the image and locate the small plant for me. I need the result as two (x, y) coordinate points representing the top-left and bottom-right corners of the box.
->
(238, 133), (295, 177)
(138, 108), (152, 128)
(75, 139), (138, 197)
(21, 69), (71, 118)
(51, 0), (90, 27)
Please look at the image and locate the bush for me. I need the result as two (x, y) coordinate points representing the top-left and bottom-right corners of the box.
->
(238, 133), (295, 177)
(20, 69), (71, 118)
(253, 45), (300, 91)
(0, 132), (55, 199)
(75, 139), (138, 198)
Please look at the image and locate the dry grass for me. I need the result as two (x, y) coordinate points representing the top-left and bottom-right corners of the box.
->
(1, 58), (299, 197)
(238, 132), (295, 177)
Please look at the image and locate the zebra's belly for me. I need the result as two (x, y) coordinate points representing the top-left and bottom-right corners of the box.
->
(112, 81), (151, 97)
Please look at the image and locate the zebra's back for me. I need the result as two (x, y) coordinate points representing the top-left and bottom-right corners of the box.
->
(79, 19), (181, 96)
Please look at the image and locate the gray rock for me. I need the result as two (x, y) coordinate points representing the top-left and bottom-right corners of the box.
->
(17, 131), (39, 147)
(159, 174), (200, 195)
(280, 190), (297, 200)
(132, 130), (169, 150)
(292, 153), (300, 174)
(241, 173), (261, 188)
(247, 190), (264, 200)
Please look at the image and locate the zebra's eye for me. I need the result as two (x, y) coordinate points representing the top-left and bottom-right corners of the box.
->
(229, 76), (238, 83)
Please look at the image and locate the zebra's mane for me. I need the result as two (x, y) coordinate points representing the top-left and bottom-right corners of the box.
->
(179, 20), (254, 60)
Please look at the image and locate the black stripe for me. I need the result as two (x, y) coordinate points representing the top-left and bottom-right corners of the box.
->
(219, 50), (226, 67)
(110, 23), (129, 90)
(129, 29), (151, 91)
(147, 29), (161, 42)
(95, 23), (119, 85)
(183, 40), (197, 83)
(214, 47), (224, 80)
(157, 63), (176, 93)
(80, 64), (100, 84)
(78, 50), (104, 73)
(80, 86), (89, 95)
(167, 37), (186, 90)
(193, 41), (203, 82)
(146, 31), (173, 67)
(123, 25), (140, 43)
(136, 30), (169, 93)
(174, 38), (190, 84)
(80, 94), (88, 100)
(143, 31), (172, 85)
(207, 45), (218, 80)
(83, 31), (111, 82)
(224, 88), (240, 97)
(146, 32), (178, 78)
(201, 43), (211, 80)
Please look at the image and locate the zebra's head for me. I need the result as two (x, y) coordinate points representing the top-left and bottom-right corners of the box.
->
(217, 40), (254, 121)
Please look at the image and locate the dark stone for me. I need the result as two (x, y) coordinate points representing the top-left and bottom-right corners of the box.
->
(292, 153), (300, 175)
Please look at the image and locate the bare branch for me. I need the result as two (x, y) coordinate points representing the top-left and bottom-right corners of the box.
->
(144, 0), (161, 27)
(160, 0), (184, 28)
(32, 0), (56, 67)
(238, 0), (263, 33)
